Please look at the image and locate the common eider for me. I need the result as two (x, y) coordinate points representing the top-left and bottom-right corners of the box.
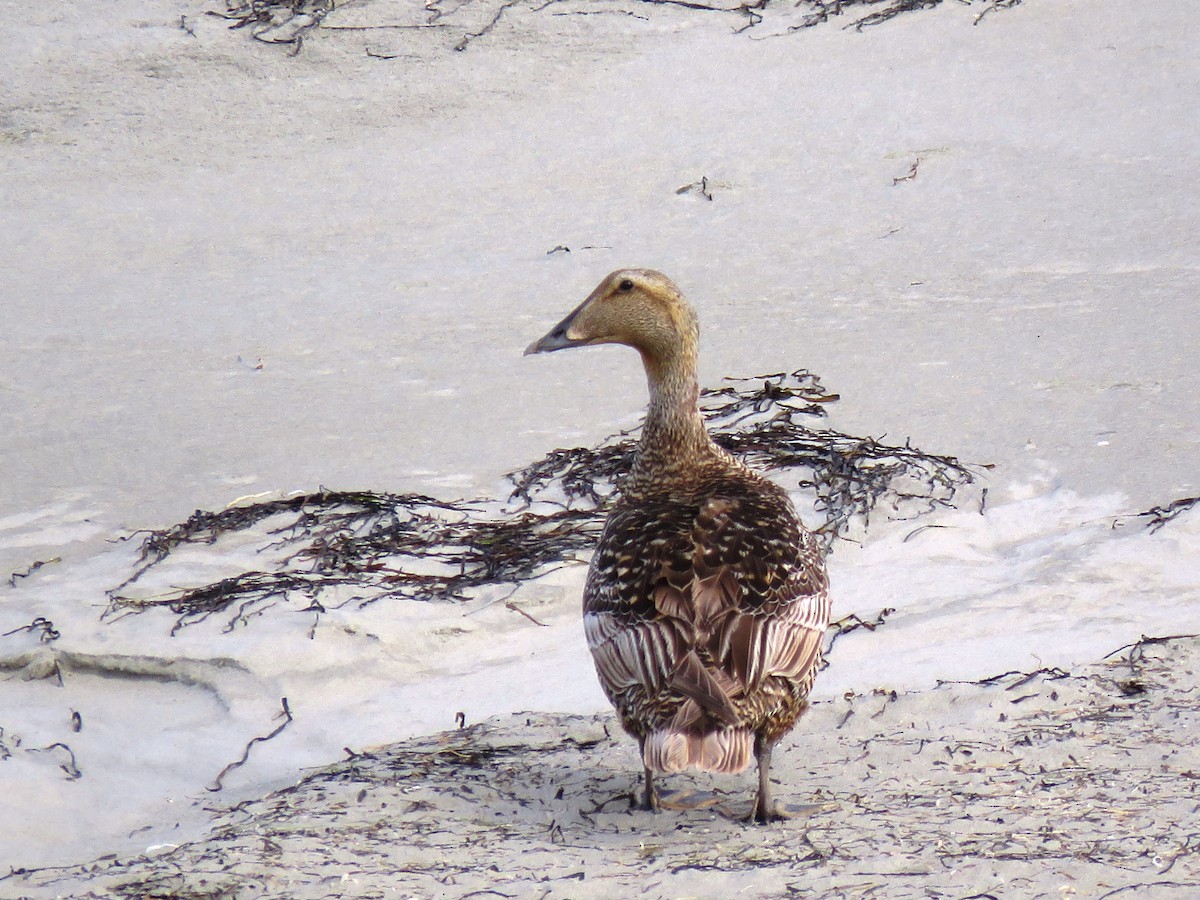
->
(526, 269), (830, 822)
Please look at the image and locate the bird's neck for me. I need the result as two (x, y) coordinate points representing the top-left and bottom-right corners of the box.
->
(629, 345), (723, 487)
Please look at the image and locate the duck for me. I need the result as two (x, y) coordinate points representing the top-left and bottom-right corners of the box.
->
(525, 268), (831, 823)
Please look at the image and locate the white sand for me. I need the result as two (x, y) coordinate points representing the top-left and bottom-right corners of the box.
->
(6, 636), (1199, 897)
(2, 0), (1199, 892)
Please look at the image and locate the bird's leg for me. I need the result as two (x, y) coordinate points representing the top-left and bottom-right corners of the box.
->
(642, 764), (659, 811)
(750, 733), (777, 824)
(637, 737), (658, 811)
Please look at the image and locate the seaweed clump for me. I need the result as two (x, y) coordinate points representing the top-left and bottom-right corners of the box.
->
(106, 370), (978, 633)
(205, 0), (335, 54)
(1128, 495), (1200, 534)
(201, 0), (1024, 57)
(107, 494), (601, 634)
(509, 370), (976, 542)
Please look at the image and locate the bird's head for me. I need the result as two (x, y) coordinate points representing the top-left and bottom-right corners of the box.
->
(525, 269), (698, 362)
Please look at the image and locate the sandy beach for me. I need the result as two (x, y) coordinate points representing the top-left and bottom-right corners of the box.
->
(6, 634), (1198, 897)
(2, 0), (1198, 896)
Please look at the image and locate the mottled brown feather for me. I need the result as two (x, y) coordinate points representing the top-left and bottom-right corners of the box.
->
(584, 467), (830, 771)
(530, 269), (831, 789)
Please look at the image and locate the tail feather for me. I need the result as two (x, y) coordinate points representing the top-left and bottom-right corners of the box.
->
(668, 651), (741, 727)
(643, 728), (753, 774)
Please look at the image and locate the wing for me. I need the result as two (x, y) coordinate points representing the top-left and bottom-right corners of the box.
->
(582, 509), (698, 709)
(689, 482), (830, 693)
(583, 473), (830, 723)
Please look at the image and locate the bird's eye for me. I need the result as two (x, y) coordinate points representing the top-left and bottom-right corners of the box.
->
(618, 279), (634, 292)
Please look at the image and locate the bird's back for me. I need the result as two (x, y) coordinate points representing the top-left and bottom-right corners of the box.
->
(583, 461), (830, 774)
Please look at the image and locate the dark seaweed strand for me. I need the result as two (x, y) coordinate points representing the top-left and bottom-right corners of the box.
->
(208, 0), (1023, 55)
(106, 371), (977, 630)
(1132, 495), (1200, 534)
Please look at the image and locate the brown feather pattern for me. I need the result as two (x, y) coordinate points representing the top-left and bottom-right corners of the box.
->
(528, 269), (831, 809)
(584, 469), (830, 773)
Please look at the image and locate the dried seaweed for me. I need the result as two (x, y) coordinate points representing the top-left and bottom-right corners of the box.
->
(105, 370), (978, 631)
(784, 0), (1022, 32)
(820, 607), (895, 666)
(1103, 632), (1200, 675)
(7, 557), (62, 588)
(27, 742), (83, 780)
(209, 698), (294, 791)
(1, 617), (61, 643)
(206, 0), (1023, 54)
(1129, 495), (1200, 534)
(511, 371), (976, 543)
(107, 495), (601, 632)
(207, 0), (335, 53)
(845, 0), (940, 31)
(971, 0), (1023, 25)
